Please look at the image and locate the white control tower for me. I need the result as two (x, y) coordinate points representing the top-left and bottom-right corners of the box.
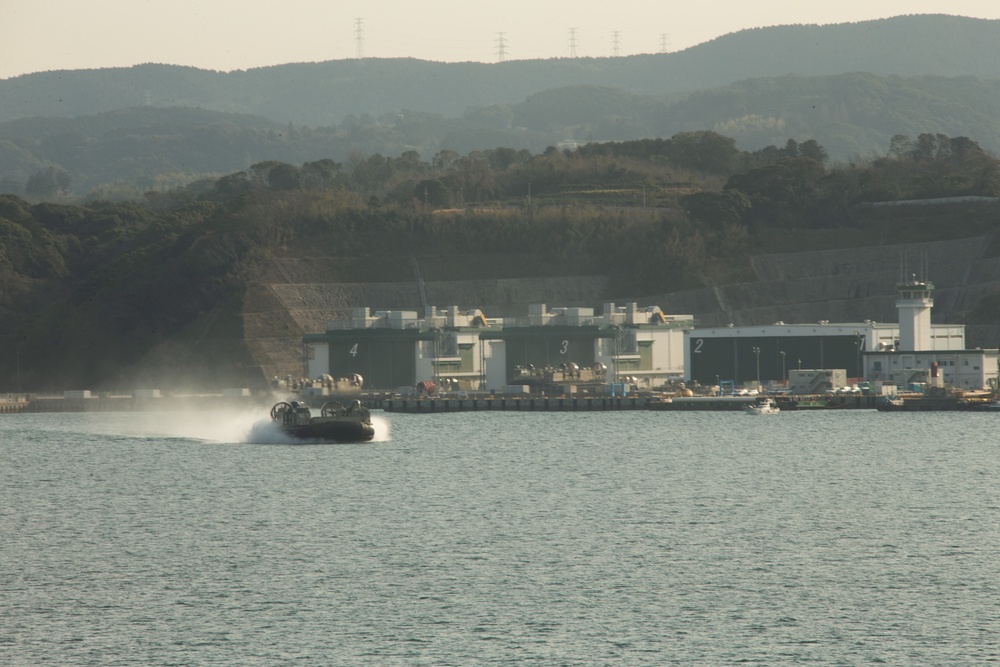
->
(896, 276), (934, 351)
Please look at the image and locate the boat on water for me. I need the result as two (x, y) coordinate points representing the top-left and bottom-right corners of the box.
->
(744, 398), (780, 415)
(876, 393), (1000, 412)
(267, 400), (375, 443)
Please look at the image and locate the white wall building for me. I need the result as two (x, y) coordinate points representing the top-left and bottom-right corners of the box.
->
(304, 303), (694, 392)
(684, 277), (993, 391)
(304, 306), (501, 390)
(862, 279), (998, 391)
(486, 303), (693, 391)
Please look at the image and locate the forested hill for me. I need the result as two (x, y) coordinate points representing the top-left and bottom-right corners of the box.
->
(1, 15), (998, 126)
(2, 133), (1000, 391)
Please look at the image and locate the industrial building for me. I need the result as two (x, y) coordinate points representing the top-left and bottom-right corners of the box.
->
(686, 322), (879, 389)
(861, 278), (998, 391)
(303, 306), (500, 392)
(684, 277), (997, 392)
(303, 303), (694, 392)
(482, 303), (692, 392)
(303, 274), (997, 394)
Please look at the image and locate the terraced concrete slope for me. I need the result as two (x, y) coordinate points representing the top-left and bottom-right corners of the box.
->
(648, 235), (1000, 344)
(244, 236), (1000, 382)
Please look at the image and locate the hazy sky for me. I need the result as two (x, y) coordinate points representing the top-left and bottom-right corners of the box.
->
(2, 1), (998, 80)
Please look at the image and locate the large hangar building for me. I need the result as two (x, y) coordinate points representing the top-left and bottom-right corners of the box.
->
(303, 277), (998, 393)
(684, 321), (887, 389)
(304, 303), (694, 392)
(684, 277), (997, 391)
(483, 303), (692, 390)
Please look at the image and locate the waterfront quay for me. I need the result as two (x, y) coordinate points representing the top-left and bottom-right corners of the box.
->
(379, 395), (648, 413)
(374, 393), (881, 413)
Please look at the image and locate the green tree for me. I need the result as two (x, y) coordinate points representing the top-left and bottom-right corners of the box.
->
(799, 139), (828, 163)
(268, 163), (301, 190)
(888, 134), (913, 158)
(681, 190), (752, 228)
(665, 131), (741, 175)
(726, 157), (827, 227)
(211, 172), (252, 199)
(301, 159), (342, 187)
(432, 149), (460, 171)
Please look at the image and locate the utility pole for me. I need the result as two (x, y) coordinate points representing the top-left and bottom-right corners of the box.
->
(855, 331), (863, 380)
(569, 27), (578, 58)
(611, 31), (621, 57)
(496, 32), (507, 62)
(354, 18), (365, 59)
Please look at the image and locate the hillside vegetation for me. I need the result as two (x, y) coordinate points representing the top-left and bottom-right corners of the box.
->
(3, 75), (1000, 198)
(2, 132), (999, 391)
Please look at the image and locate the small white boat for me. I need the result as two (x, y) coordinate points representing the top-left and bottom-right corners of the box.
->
(744, 398), (780, 415)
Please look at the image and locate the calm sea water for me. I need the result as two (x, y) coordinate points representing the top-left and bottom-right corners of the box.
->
(2, 408), (999, 666)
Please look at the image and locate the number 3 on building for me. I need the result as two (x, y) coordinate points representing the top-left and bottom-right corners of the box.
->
(560, 340), (569, 355)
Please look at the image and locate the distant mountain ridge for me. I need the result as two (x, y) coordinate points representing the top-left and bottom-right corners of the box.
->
(4, 14), (1000, 196)
(1, 15), (998, 126)
(4, 73), (1000, 195)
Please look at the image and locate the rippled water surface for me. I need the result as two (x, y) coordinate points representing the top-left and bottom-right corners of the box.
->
(2, 409), (999, 665)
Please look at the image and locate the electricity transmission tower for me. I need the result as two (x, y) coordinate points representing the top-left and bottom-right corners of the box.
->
(611, 30), (621, 57)
(354, 18), (365, 59)
(660, 33), (670, 53)
(569, 27), (578, 58)
(496, 32), (507, 61)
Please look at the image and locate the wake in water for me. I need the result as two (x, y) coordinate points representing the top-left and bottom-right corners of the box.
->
(110, 409), (267, 443)
(105, 409), (391, 444)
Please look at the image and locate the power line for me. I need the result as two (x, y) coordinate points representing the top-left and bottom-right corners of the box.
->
(354, 18), (365, 59)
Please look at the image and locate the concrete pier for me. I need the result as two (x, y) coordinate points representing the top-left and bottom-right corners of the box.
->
(381, 396), (648, 413)
(377, 393), (882, 413)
